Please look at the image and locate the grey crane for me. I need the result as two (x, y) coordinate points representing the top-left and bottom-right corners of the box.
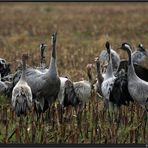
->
(58, 77), (74, 106)
(100, 42), (134, 124)
(13, 32), (61, 114)
(99, 44), (148, 75)
(36, 40), (78, 108)
(132, 44), (148, 65)
(100, 41), (118, 123)
(73, 64), (93, 110)
(58, 76), (81, 110)
(58, 64), (93, 109)
(99, 45), (120, 73)
(95, 49), (134, 108)
(114, 44), (148, 82)
(119, 43), (148, 122)
(11, 54), (32, 117)
(62, 64), (93, 124)
(101, 42), (116, 108)
(36, 40), (92, 113)
(116, 59), (148, 82)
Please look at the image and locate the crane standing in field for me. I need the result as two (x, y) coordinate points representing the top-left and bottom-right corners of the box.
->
(36, 38), (93, 123)
(73, 64), (93, 109)
(99, 44), (120, 73)
(12, 33), (61, 116)
(101, 42), (116, 107)
(119, 43), (148, 124)
(11, 54), (32, 117)
(99, 43), (148, 80)
(101, 42), (117, 123)
(99, 41), (134, 124)
(116, 43), (148, 85)
(57, 64), (93, 124)
(96, 43), (134, 106)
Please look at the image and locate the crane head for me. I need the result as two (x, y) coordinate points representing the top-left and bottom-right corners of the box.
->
(138, 44), (146, 52)
(119, 42), (132, 51)
(40, 43), (47, 49)
(105, 41), (111, 54)
(40, 43), (47, 58)
(51, 32), (57, 45)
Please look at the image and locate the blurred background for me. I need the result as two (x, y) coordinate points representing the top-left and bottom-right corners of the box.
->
(0, 3), (148, 80)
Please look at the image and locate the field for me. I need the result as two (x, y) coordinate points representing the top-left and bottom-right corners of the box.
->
(0, 3), (148, 144)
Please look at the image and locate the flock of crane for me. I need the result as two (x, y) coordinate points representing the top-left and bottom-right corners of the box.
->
(0, 32), (148, 124)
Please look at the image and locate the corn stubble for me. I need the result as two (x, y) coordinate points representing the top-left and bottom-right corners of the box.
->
(0, 3), (148, 144)
(0, 97), (147, 144)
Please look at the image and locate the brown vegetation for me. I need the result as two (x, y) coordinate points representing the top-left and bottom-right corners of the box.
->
(0, 3), (147, 144)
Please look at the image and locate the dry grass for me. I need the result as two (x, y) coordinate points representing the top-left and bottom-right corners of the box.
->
(0, 3), (148, 144)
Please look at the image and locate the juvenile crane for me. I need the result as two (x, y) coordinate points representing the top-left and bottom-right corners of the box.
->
(11, 54), (32, 117)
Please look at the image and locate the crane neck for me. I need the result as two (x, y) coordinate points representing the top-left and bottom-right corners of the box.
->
(40, 47), (44, 67)
(48, 41), (58, 76)
(40, 55), (46, 68)
(126, 47), (137, 79)
(105, 49), (114, 79)
(20, 58), (26, 81)
(40, 46), (47, 69)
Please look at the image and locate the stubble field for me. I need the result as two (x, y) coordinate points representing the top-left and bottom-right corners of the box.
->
(0, 3), (148, 144)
